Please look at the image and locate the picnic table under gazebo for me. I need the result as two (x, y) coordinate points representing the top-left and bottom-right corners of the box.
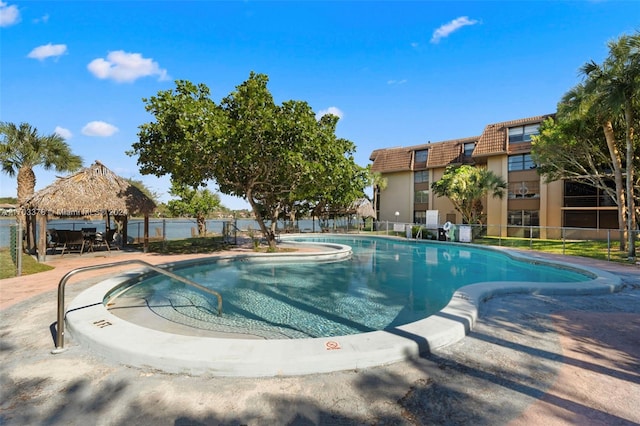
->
(22, 161), (156, 261)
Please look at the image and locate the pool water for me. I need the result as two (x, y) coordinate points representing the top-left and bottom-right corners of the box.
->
(108, 237), (589, 339)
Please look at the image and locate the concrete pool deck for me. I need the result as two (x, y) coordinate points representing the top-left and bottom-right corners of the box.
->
(1, 242), (639, 424)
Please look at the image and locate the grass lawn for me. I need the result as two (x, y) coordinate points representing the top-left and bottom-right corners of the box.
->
(474, 236), (632, 263)
(0, 248), (54, 279)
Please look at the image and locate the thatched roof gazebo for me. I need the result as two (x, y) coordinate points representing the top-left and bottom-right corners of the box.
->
(347, 198), (376, 219)
(24, 161), (156, 261)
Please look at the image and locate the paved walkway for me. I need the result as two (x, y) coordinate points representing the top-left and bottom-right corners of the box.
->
(1, 247), (639, 425)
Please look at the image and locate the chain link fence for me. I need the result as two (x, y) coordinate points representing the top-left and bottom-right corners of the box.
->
(1, 220), (22, 276)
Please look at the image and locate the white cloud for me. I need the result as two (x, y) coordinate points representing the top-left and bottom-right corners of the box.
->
(317, 106), (344, 120)
(0, 1), (20, 27)
(411, 42), (419, 48)
(87, 50), (170, 83)
(27, 43), (67, 61)
(431, 16), (479, 44)
(387, 79), (408, 85)
(54, 126), (72, 139)
(82, 121), (118, 137)
(33, 14), (49, 24)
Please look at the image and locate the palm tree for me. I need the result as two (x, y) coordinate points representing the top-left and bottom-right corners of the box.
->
(431, 164), (507, 225)
(582, 33), (639, 258)
(370, 170), (387, 220)
(0, 122), (83, 251)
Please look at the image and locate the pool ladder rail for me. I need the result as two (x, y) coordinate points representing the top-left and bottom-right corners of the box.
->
(51, 259), (223, 353)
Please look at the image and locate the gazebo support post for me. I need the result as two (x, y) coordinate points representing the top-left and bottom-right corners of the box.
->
(143, 214), (149, 253)
(120, 215), (128, 249)
(37, 213), (47, 262)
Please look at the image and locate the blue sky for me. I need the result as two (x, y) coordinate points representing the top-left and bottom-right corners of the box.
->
(1, 1), (639, 210)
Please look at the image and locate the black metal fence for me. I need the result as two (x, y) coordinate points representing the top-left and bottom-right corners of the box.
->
(374, 221), (639, 262)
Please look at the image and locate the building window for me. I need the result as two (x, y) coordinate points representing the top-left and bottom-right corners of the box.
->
(414, 170), (429, 184)
(563, 210), (618, 229)
(463, 142), (475, 157)
(415, 149), (428, 163)
(508, 124), (540, 143)
(508, 210), (539, 226)
(414, 190), (429, 203)
(508, 154), (536, 171)
(564, 181), (615, 207)
(414, 211), (426, 224)
(508, 181), (539, 198)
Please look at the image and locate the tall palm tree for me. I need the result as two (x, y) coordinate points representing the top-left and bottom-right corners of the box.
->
(431, 164), (507, 225)
(582, 33), (639, 258)
(0, 122), (83, 251)
(370, 170), (387, 220)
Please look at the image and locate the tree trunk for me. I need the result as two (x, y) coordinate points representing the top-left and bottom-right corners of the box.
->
(246, 192), (277, 250)
(373, 186), (378, 220)
(624, 102), (636, 258)
(601, 121), (627, 252)
(197, 213), (206, 236)
(17, 166), (37, 253)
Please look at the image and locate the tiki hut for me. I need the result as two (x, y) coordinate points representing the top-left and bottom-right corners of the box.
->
(23, 161), (156, 261)
(347, 198), (376, 220)
(312, 198), (376, 232)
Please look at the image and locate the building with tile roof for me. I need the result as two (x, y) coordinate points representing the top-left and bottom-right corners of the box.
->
(369, 113), (619, 238)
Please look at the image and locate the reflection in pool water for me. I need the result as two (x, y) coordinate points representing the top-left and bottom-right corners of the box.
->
(107, 236), (589, 339)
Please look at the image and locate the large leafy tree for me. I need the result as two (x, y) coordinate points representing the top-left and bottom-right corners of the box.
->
(532, 86), (628, 250)
(581, 33), (639, 258)
(0, 122), (83, 251)
(532, 32), (639, 257)
(167, 182), (221, 235)
(130, 73), (367, 248)
(431, 165), (507, 225)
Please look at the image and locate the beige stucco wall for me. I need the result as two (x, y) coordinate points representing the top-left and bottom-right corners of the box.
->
(485, 155), (508, 236)
(540, 179), (564, 238)
(375, 153), (566, 232)
(378, 171), (413, 223)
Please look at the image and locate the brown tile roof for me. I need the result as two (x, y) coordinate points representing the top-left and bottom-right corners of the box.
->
(474, 114), (554, 157)
(370, 147), (413, 173)
(370, 136), (479, 173)
(427, 136), (478, 168)
(369, 114), (555, 171)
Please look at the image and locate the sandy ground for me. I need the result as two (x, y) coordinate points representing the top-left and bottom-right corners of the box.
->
(1, 246), (639, 425)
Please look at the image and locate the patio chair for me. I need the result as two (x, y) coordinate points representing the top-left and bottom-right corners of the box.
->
(47, 229), (61, 254)
(59, 230), (86, 257)
(94, 229), (120, 252)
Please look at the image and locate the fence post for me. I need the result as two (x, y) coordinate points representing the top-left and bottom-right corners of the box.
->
(562, 227), (566, 255)
(16, 221), (22, 277)
(162, 219), (167, 249)
(529, 224), (533, 249)
(607, 229), (611, 261)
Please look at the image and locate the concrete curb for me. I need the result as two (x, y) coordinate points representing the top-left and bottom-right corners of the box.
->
(63, 238), (622, 377)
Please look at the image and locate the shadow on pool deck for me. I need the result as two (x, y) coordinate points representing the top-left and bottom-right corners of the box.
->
(0, 247), (639, 425)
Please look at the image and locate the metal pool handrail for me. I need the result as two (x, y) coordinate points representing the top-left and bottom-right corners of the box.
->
(52, 259), (223, 353)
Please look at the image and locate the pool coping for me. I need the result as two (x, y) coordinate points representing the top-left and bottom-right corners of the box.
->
(65, 236), (623, 377)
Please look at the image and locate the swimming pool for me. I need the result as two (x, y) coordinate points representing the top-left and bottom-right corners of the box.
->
(106, 236), (590, 339)
(65, 235), (621, 376)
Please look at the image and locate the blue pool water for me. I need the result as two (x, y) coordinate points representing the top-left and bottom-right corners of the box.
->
(108, 236), (590, 339)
